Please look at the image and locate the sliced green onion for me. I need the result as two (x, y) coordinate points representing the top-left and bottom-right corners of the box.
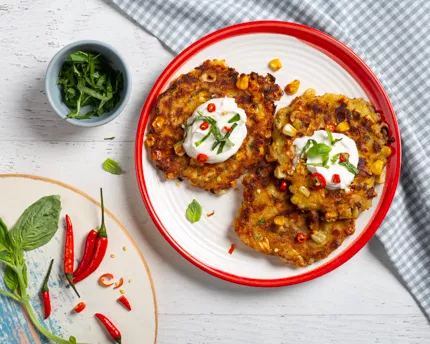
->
(228, 113), (241, 123)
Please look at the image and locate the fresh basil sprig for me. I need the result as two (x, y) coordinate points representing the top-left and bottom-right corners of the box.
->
(0, 196), (81, 343)
(228, 114), (241, 123)
(306, 142), (332, 158)
(340, 161), (359, 175)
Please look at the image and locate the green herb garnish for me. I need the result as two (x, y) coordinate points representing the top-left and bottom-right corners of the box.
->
(331, 153), (341, 163)
(217, 123), (238, 154)
(340, 161), (359, 175)
(102, 158), (123, 175)
(306, 142), (332, 158)
(186, 199), (202, 223)
(0, 196), (81, 343)
(258, 219), (265, 225)
(300, 139), (316, 157)
(57, 51), (123, 119)
(228, 114), (241, 123)
(104, 137), (115, 140)
(307, 162), (329, 168)
(326, 129), (343, 145)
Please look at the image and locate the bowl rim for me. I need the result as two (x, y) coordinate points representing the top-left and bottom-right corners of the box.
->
(45, 39), (132, 127)
(135, 21), (402, 287)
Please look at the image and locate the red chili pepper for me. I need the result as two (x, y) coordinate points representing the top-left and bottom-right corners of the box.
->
(117, 295), (132, 311)
(73, 301), (86, 313)
(228, 244), (235, 255)
(325, 123), (335, 132)
(64, 215), (80, 298)
(74, 189), (108, 284)
(279, 180), (287, 192)
(73, 229), (98, 278)
(200, 121), (209, 130)
(207, 103), (216, 112)
(339, 153), (350, 162)
(113, 277), (124, 290)
(332, 174), (341, 184)
(196, 154), (208, 163)
(224, 126), (232, 132)
(99, 273), (115, 287)
(41, 259), (54, 319)
(310, 172), (326, 189)
(296, 232), (307, 243)
(95, 313), (122, 343)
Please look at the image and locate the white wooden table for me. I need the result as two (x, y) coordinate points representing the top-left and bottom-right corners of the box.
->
(1, 1), (429, 343)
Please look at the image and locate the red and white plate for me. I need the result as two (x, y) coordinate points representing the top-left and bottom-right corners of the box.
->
(135, 21), (401, 287)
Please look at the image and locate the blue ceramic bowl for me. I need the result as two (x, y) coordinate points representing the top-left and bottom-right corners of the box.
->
(45, 40), (132, 127)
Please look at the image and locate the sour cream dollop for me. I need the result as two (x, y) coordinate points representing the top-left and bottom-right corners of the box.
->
(293, 130), (359, 190)
(183, 97), (247, 164)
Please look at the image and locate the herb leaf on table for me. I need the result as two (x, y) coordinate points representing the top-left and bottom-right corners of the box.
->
(103, 158), (123, 175)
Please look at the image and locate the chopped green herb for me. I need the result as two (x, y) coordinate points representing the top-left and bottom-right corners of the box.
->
(258, 219), (265, 225)
(331, 153), (341, 163)
(217, 123), (237, 154)
(195, 129), (213, 147)
(306, 142), (332, 158)
(339, 161), (359, 175)
(300, 139), (316, 157)
(307, 162), (329, 168)
(228, 114), (241, 123)
(326, 129), (343, 145)
(104, 137), (115, 140)
(186, 199), (202, 223)
(102, 158), (123, 175)
(57, 51), (123, 119)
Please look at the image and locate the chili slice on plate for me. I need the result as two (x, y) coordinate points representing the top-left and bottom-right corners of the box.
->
(310, 173), (326, 189)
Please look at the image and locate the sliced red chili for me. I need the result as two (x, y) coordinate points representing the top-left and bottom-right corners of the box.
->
(74, 302), (86, 313)
(279, 180), (287, 192)
(207, 103), (216, 112)
(113, 277), (124, 290)
(99, 273), (115, 287)
(339, 153), (350, 162)
(224, 126), (232, 132)
(296, 232), (307, 243)
(228, 244), (235, 255)
(200, 121), (209, 130)
(332, 174), (341, 184)
(117, 295), (132, 311)
(325, 123), (335, 132)
(310, 172), (326, 189)
(196, 154), (208, 163)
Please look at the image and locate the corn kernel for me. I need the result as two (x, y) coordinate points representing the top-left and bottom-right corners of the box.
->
(298, 186), (310, 198)
(325, 211), (338, 221)
(371, 160), (384, 175)
(381, 146), (392, 157)
(269, 58), (282, 71)
(174, 142), (185, 156)
(236, 74), (250, 90)
(282, 123), (297, 137)
(336, 121), (350, 132)
(311, 231), (327, 244)
(285, 79), (300, 95)
(274, 216), (285, 226)
(152, 116), (165, 130)
(375, 169), (386, 184)
(274, 166), (287, 179)
(145, 136), (156, 147)
(291, 195), (300, 205)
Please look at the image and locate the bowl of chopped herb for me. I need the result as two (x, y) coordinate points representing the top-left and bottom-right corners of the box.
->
(45, 40), (131, 127)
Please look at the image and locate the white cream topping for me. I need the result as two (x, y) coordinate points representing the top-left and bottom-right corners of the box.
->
(293, 130), (359, 190)
(183, 97), (247, 164)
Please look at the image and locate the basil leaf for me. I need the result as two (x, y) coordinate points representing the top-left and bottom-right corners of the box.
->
(8, 196), (61, 251)
(331, 153), (341, 163)
(0, 218), (9, 251)
(307, 162), (329, 169)
(195, 128), (213, 147)
(258, 219), (265, 225)
(186, 199), (202, 223)
(4, 266), (18, 292)
(228, 114), (241, 123)
(104, 136), (115, 140)
(103, 158), (123, 175)
(306, 143), (332, 158)
(68, 51), (89, 62)
(325, 129), (343, 145)
(69, 336), (77, 344)
(300, 139), (316, 157)
(339, 161), (359, 175)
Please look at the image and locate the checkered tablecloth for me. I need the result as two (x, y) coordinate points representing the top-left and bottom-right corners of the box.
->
(111, 0), (430, 318)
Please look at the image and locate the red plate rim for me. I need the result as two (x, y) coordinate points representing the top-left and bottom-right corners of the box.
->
(135, 21), (402, 287)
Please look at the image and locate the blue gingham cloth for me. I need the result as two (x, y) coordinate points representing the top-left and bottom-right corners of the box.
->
(111, 0), (430, 318)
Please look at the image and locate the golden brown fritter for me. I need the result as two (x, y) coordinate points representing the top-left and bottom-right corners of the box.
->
(268, 88), (394, 221)
(233, 163), (355, 267)
(146, 60), (283, 193)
